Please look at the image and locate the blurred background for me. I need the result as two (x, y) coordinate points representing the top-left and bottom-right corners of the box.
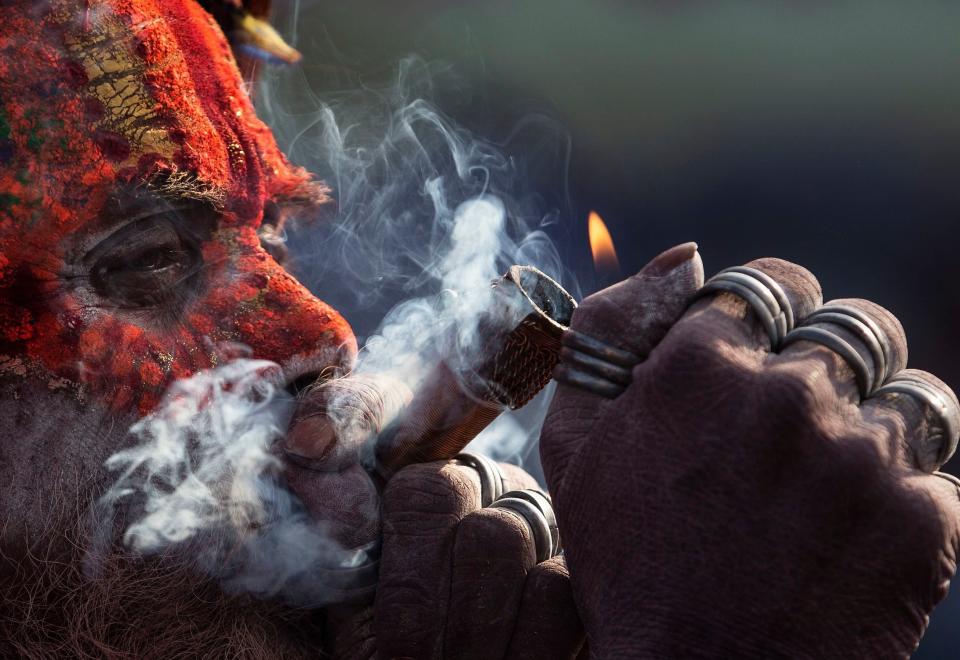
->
(257, 2), (959, 654)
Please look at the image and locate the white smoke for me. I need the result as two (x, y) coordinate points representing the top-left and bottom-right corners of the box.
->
(259, 56), (572, 313)
(97, 41), (574, 600)
(258, 56), (573, 461)
(95, 359), (369, 605)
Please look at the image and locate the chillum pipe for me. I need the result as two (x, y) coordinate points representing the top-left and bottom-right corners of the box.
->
(372, 265), (577, 478)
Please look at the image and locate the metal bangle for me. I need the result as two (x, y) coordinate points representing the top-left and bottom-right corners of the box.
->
(873, 378), (960, 470)
(805, 305), (892, 393)
(455, 452), (505, 507)
(781, 326), (873, 400)
(313, 559), (380, 605)
(490, 493), (557, 563)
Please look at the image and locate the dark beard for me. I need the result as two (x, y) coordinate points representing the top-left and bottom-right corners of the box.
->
(0, 491), (326, 659)
(0, 374), (326, 658)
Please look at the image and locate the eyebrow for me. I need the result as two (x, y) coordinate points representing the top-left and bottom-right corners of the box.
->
(141, 170), (226, 209)
(85, 172), (225, 241)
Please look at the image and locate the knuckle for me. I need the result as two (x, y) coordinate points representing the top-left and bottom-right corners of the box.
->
(742, 257), (823, 319)
(525, 556), (571, 589)
(828, 297), (908, 376)
(819, 431), (887, 491)
(498, 463), (539, 492)
(454, 509), (537, 576)
(459, 508), (532, 549)
(375, 579), (434, 613)
(898, 369), (959, 409)
(868, 368), (960, 471)
(382, 462), (477, 518)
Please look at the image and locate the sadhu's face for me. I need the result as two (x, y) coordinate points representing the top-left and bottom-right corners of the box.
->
(0, 0), (356, 555)
(0, 0), (356, 416)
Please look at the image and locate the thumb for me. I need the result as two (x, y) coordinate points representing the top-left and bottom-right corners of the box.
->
(283, 373), (413, 472)
(570, 241), (703, 356)
(543, 242), (703, 492)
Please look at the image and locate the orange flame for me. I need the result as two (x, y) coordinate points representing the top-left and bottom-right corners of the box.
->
(588, 211), (620, 273)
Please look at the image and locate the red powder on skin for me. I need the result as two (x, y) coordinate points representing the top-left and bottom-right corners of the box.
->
(139, 361), (164, 388)
(0, 0), (355, 414)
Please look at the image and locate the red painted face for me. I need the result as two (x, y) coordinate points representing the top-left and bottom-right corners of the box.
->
(0, 0), (356, 413)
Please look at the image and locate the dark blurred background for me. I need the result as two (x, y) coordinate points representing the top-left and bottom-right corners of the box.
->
(259, 2), (959, 655)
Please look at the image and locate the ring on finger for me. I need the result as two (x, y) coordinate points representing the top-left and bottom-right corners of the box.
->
(554, 329), (640, 399)
(873, 375), (960, 471)
(490, 488), (560, 563)
(803, 304), (893, 393)
(502, 488), (560, 554)
(455, 452), (506, 507)
(691, 266), (794, 350)
(781, 326), (873, 400)
(933, 471), (960, 504)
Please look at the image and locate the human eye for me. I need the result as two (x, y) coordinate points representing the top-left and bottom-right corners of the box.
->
(87, 205), (208, 309)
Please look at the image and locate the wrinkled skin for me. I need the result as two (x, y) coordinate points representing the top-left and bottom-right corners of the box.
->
(0, 0), (354, 414)
(3, 1), (959, 658)
(282, 375), (586, 659)
(543, 245), (960, 658)
(0, 1), (581, 657)
(0, 0), (353, 569)
(314, 460), (585, 660)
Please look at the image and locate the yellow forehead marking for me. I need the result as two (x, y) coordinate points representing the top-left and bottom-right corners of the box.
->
(63, 13), (177, 165)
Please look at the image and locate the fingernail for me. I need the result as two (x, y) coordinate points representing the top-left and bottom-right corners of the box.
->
(284, 414), (337, 460)
(640, 242), (699, 278)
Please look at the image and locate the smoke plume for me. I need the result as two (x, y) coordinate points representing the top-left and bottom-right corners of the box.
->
(98, 41), (574, 600)
(258, 54), (574, 464)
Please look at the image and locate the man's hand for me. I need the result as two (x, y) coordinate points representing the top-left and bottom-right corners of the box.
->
(282, 384), (585, 659)
(542, 244), (960, 658)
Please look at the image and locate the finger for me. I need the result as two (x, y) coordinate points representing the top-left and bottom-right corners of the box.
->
(544, 243), (703, 491)
(444, 507), (539, 659)
(283, 373), (412, 472)
(682, 257), (822, 354)
(455, 452), (507, 506)
(565, 242), (703, 359)
(499, 461), (542, 492)
(282, 462), (380, 550)
(280, 462), (382, 604)
(505, 556), (585, 660)
(777, 298), (907, 403)
(861, 369), (960, 473)
(929, 471), (960, 535)
(374, 461), (481, 659)
(897, 473), (960, 612)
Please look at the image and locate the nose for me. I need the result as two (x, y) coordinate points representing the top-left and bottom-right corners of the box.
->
(198, 239), (358, 389)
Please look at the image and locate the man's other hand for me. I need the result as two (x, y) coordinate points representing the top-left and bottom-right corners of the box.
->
(543, 244), (960, 659)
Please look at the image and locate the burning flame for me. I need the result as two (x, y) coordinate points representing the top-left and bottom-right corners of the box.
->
(588, 211), (620, 273)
